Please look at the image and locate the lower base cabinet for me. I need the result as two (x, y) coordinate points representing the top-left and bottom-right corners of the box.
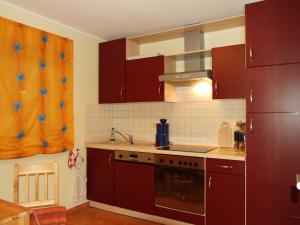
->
(87, 148), (246, 224)
(114, 161), (155, 214)
(86, 148), (115, 205)
(206, 159), (245, 225)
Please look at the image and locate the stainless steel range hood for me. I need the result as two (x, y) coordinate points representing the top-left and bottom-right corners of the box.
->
(159, 30), (212, 86)
(159, 70), (212, 86)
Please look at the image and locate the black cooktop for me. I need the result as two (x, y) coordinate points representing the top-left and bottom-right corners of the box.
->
(157, 144), (217, 153)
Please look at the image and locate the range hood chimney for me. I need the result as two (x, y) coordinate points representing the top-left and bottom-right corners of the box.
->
(159, 30), (212, 86)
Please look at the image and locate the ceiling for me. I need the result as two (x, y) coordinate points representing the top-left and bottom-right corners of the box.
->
(2, 0), (260, 40)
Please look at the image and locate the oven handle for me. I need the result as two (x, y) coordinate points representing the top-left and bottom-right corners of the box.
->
(155, 165), (205, 172)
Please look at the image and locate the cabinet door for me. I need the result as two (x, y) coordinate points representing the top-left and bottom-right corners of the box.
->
(246, 64), (300, 113)
(126, 56), (164, 102)
(206, 172), (245, 225)
(247, 113), (300, 225)
(87, 148), (114, 205)
(115, 161), (154, 214)
(246, 1), (300, 67)
(99, 38), (126, 103)
(212, 44), (245, 99)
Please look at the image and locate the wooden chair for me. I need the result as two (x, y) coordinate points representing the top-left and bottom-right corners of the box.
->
(14, 162), (67, 225)
(13, 162), (59, 208)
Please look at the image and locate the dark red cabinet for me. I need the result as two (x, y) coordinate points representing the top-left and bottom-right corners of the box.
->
(246, 1), (300, 67)
(99, 38), (126, 103)
(115, 161), (154, 214)
(246, 113), (300, 225)
(246, 1), (300, 225)
(246, 63), (300, 113)
(87, 148), (114, 205)
(126, 56), (165, 102)
(206, 159), (245, 225)
(212, 44), (245, 99)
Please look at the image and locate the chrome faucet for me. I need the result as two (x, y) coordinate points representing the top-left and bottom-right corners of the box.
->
(115, 130), (134, 145)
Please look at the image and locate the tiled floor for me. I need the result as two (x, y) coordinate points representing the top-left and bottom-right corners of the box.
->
(68, 207), (160, 225)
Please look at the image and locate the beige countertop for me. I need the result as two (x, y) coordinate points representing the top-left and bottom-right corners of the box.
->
(85, 140), (246, 161)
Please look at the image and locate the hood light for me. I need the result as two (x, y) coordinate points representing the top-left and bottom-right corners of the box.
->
(193, 79), (212, 95)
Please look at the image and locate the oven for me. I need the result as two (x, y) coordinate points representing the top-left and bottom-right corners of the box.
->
(155, 154), (205, 215)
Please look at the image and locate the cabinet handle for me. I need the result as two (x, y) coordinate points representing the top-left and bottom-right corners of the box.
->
(120, 87), (124, 100)
(158, 84), (161, 98)
(250, 89), (253, 103)
(109, 153), (112, 165)
(250, 117), (253, 132)
(249, 46), (253, 62)
(216, 165), (233, 169)
(296, 174), (300, 191)
(214, 80), (218, 93)
(209, 177), (212, 189)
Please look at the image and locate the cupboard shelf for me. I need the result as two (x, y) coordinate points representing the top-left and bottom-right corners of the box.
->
(126, 15), (244, 58)
(127, 15), (244, 45)
(166, 49), (212, 59)
(127, 49), (211, 62)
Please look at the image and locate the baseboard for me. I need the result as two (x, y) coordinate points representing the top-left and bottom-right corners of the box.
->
(89, 201), (192, 225)
(67, 201), (89, 215)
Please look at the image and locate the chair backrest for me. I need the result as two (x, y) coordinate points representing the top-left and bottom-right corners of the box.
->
(14, 162), (59, 208)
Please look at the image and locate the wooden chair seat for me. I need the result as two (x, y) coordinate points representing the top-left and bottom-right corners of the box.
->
(30, 206), (67, 225)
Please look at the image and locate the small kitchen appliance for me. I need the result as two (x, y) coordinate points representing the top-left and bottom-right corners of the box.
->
(218, 121), (233, 148)
(155, 119), (169, 148)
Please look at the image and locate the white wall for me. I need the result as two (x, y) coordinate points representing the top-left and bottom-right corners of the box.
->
(0, 1), (103, 208)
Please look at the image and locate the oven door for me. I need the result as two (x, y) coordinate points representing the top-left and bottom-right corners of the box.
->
(155, 165), (205, 215)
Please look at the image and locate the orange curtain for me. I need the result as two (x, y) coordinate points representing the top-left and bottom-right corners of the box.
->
(0, 17), (74, 159)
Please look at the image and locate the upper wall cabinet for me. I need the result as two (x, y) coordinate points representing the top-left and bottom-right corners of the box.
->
(99, 38), (126, 103)
(212, 44), (245, 99)
(246, 1), (300, 67)
(126, 56), (175, 102)
(99, 16), (245, 103)
(99, 39), (175, 103)
(126, 56), (163, 102)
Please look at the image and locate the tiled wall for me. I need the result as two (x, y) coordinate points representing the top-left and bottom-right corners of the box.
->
(85, 104), (113, 142)
(85, 86), (245, 145)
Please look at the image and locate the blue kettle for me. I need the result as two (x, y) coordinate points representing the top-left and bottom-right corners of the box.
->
(156, 119), (169, 148)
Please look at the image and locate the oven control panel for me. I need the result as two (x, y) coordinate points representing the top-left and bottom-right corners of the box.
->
(115, 150), (155, 164)
(155, 154), (204, 169)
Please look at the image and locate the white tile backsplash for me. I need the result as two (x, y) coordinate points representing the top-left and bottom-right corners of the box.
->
(85, 104), (113, 142)
(85, 86), (246, 145)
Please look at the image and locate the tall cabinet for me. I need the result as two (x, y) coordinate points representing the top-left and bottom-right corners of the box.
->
(246, 1), (300, 225)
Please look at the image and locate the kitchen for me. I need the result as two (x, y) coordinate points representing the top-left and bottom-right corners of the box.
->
(85, 14), (246, 225)
(0, 1), (299, 225)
